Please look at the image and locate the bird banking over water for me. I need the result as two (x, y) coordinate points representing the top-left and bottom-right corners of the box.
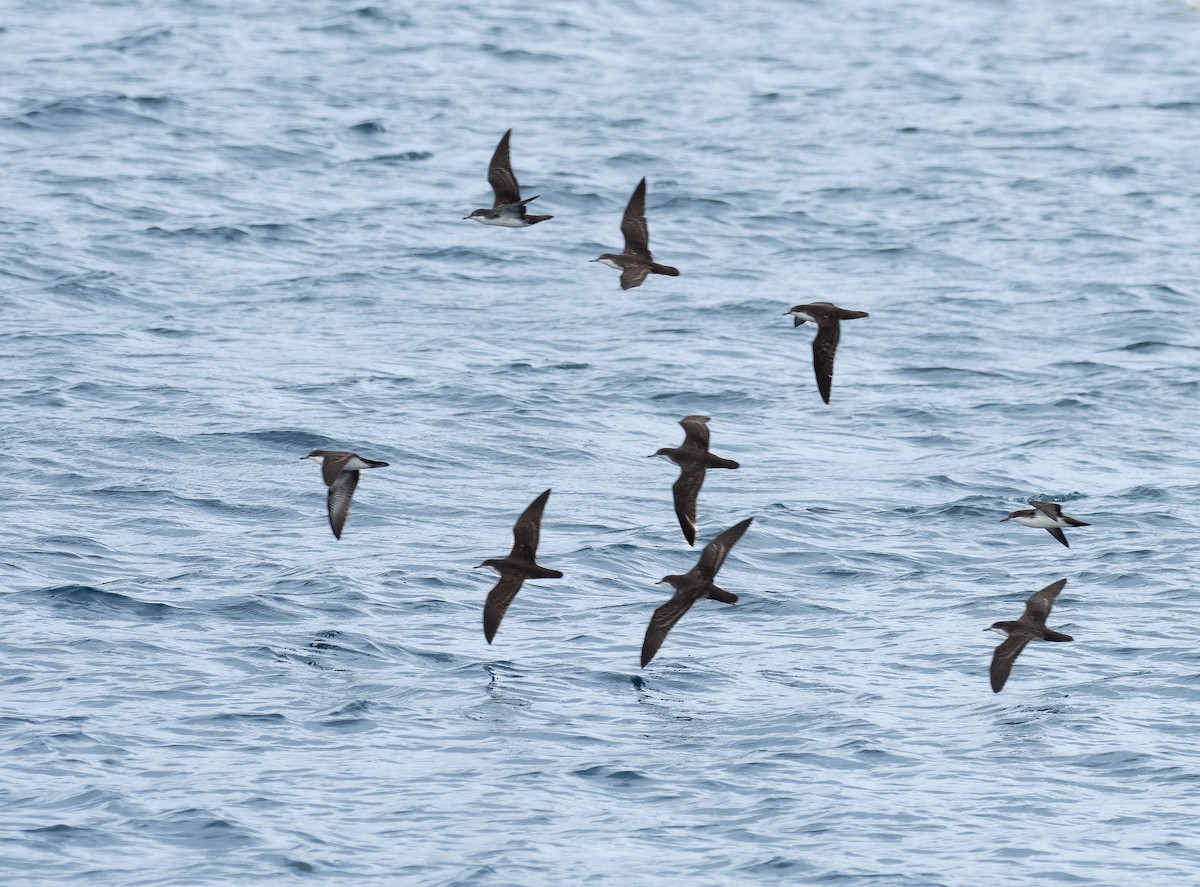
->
(463, 129), (553, 227)
(784, 302), (870, 404)
(1002, 500), (1091, 548)
(987, 578), (1074, 693)
(651, 416), (740, 546)
(301, 450), (389, 540)
(477, 489), (563, 644)
(641, 517), (753, 667)
(592, 177), (680, 289)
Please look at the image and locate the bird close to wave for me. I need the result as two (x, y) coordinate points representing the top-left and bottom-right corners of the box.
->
(591, 177), (680, 289)
(477, 489), (563, 644)
(1002, 500), (1091, 548)
(641, 517), (753, 667)
(987, 578), (1074, 693)
(301, 450), (389, 540)
(650, 415), (740, 546)
(463, 129), (552, 227)
(784, 301), (869, 404)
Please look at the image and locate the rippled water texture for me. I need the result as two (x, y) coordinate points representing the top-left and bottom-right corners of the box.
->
(3, 0), (1200, 883)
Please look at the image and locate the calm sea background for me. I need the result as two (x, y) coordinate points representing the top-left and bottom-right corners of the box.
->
(3, 0), (1200, 884)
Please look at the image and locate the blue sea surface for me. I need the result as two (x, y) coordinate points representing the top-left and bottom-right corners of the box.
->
(2, 0), (1200, 883)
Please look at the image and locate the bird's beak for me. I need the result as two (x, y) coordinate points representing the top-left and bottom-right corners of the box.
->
(298, 455), (308, 460)
(782, 309), (793, 315)
(462, 215), (471, 220)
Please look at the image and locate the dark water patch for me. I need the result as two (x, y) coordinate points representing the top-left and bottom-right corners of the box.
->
(218, 145), (315, 168)
(45, 271), (144, 307)
(24, 824), (114, 846)
(349, 119), (386, 135)
(90, 26), (175, 53)
(6, 94), (167, 131)
(481, 45), (566, 63)
(309, 699), (378, 732)
(347, 150), (434, 166)
(24, 585), (179, 621)
(1115, 340), (1197, 353)
(144, 225), (251, 243)
(303, 5), (414, 33)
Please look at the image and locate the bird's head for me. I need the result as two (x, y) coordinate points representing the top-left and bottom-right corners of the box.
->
(784, 306), (811, 327)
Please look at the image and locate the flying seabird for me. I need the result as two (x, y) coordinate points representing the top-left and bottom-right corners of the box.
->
(650, 415), (740, 546)
(1002, 500), (1091, 548)
(477, 489), (563, 643)
(301, 450), (389, 540)
(987, 578), (1074, 693)
(783, 301), (870, 404)
(463, 129), (553, 227)
(641, 517), (753, 667)
(591, 177), (680, 289)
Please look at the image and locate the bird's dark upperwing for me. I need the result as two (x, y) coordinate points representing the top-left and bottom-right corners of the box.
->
(641, 587), (699, 667)
(990, 632), (1034, 693)
(671, 464), (706, 547)
(1021, 578), (1067, 627)
(695, 517), (753, 582)
(487, 129), (522, 207)
(619, 264), (650, 290)
(620, 177), (652, 260)
(1030, 500), (1064, 521)
(678, 415), (711, 450)
(509, 488), (552, 561)
(483, 572), (527, 644)
(326, 469), (360, 540)
(320, 452), (351, 487)
(810, 318), (842, 405)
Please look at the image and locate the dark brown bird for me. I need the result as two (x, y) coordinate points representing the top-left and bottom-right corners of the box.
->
(591, 177), (680, 289)
(301, 450), (389, 540)
(650, 415), (740, 546)
(476, 489), (563, 643)
(641, 517), (753, 667)
(463, 129), (552, 227)
(987, 578), (1074, 693)
(1001, 500), (1091, 548)
(784, 301), (870, 404)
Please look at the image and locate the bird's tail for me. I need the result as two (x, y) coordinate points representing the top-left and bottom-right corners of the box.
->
(532, 566), (564, 579)
(838, 309), (870, 320)
(649, 262), (680, 277)
(708, 587), (737, 604)
(706, 455), (740, 470)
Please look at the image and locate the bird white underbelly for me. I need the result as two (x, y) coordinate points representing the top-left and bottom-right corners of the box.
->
(1010, 514), (1063, 528)
(476, 216), (527, 228)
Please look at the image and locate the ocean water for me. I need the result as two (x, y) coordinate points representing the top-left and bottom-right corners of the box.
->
(2, 0), (1200, 883)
